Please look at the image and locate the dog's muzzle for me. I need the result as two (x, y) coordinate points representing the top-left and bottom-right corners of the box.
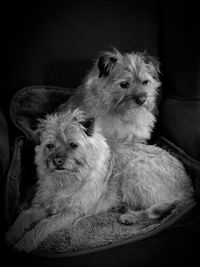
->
(52, 156), (64, 169)
(134, 93), (147, 106)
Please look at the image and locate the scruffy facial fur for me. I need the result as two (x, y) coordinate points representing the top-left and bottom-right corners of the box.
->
(35, 111), (97, 180)
(6, 109), (112, 252)
(62, 48), (161, 142)
(6, 109), (193, 252)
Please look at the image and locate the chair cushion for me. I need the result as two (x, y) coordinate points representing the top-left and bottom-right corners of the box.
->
(6, 85), (199, 257)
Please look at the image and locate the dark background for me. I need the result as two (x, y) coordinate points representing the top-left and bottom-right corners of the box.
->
(2, 1), (200, 143)
(1, 1), (200, 266)
(2, 1), (200, 116)
(2, 1), (159, 114)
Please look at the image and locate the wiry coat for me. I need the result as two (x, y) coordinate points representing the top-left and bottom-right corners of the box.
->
(60, 49), (161, 142)
(6, 109), (193, 252)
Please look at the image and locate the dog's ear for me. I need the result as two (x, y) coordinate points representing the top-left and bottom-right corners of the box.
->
(80, 118), (95, 136)
(143, 53), (161, 80)
(97, 52), (118, 78)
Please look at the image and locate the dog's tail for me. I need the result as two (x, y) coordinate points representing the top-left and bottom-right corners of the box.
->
(146, 201), (178, 220)
(119, 197), (193, 225)
(147, 195), (194, 220)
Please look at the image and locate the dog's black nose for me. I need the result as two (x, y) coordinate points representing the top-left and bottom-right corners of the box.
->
(53, 157), (64, 168)
(135, 94), (147, 105)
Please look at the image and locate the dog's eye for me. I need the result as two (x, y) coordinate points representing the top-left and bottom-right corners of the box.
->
(142, 80), (149, 85)
(119, 81), (130, 89)
(69, 142), (78, 149)
(46, 143), (55, 150)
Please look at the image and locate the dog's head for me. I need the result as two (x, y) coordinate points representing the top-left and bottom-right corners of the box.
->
(35, 109), (105, 177)
(85, 48), (161, 115)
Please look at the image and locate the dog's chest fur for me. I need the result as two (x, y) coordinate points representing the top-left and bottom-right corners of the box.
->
(96, 108), (156, 142)
(34, 148), (114, 216)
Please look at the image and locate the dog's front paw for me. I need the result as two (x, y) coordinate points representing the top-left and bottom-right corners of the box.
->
(14, 231), (39, 253)
(119, 210), (146, 225)
(119, 213), (139, 225)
